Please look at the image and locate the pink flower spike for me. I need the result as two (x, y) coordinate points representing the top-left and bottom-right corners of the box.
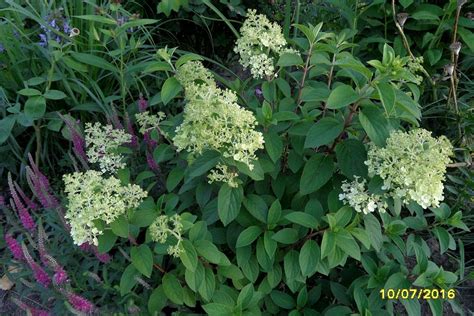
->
(138, 94), (148, 112)
(14, 182), (38, 210)
(5, 233), (25, 261)
(53, 265), (69, 285)
(67, 293), (94, 313)
(146, 151), (159, 172)
(22, 244), (51, 288)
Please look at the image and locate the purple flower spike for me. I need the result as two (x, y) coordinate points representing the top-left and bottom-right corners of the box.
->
(67, 293), (94, 313)
(125, 114), (138, 148)
(22, 244), (51, 288)
(93, 247), (111, 263)
(14, 182), (38, 211)
(5, 234), (25, 261)
(11, 298), (51, 316)
(8, 173), (36, 232)
(53, 265), (69, 285)
(146, 151), (159, 173)
(138, 94), (148, 112)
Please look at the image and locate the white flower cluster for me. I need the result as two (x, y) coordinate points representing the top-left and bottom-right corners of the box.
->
(339, 177), (388, 214)
(365, 129), (453, 208)
(234, 9), (297, 79)
(63, 170), (147, 246)
(85, 122), (132, 174)
(149, 214), (183, 257)
(207, 164), (239, 188)
(173, 61), (264, 183)
(135, 111), (166, 134)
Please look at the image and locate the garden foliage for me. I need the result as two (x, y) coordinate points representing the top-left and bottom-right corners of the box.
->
(0, 0), (473, 315)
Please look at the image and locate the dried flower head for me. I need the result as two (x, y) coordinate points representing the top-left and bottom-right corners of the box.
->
(397, 13), (409, 27)
(450, 42), (462, 56)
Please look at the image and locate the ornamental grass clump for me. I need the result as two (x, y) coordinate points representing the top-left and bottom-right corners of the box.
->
(365, 129), (453, 208)
(63, 170), (147, 246)
(234, 9), (297, 79)
(173, 61), (264, 185)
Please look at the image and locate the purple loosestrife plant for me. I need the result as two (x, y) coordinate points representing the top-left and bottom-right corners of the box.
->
(8, 173), (36, 232)
(22, 244), (51, 288)
(5, 233), (25, 261)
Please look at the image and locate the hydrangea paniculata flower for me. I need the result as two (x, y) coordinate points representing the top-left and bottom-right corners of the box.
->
(149, 214), (183, 257)
(339, 177), (387, 214)
(63, 170), (147, 246)
(207, 164), (239, 188)
(365, 129), (453, 208)
(234, 9), (297, 79)
(173, 61), (264, 172)
(135, 111), (166, 134)
(85, 122), (132, 174)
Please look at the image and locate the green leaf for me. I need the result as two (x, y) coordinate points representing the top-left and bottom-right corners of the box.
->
(97, 230), (117, 253)
(180, 239), (198, 271)
(0, 116), (15, 144)
(321, 231), (335, 259)
(74, 15), (117, 25)
(43, 90), (67, 100)
(166, 168), (184, 191)
(458, 27), (474, 52)
(161, 77), (182, 105)
(237, 284), (255, 309)
(120, 264), (139, 296)
(236, 226), (263, 247)
(194, 239), (226, 265)
(243, 194), (268, 223)
(271, 290), (295, 309)
(202, 303), (234, 315)
(18, 88), (41, 96)
(364, 213), (383, 251)
(335, 230), (361, 260)
(24, 96), (46, 120)
(326, 84), (359, 109)
(299, 240), (320, 277)
(300, 154), (334, 195)
(148, 286), (167, 314)
(131, 245), (153, 278)
(264, 131), (283, 163)
(199, 267), (216, 300)
(432, 227), (450, 254)
(300, 85), (330, 102)
(111, 215), (129, 238)
(71, 52), (116, 72)
(218, 184), (243, 226)
(176, 53), (203, 68)
(277, 52), (304, 67)
(267, 200), (282, 226)
(185, 150), (220, 180)
(162, 273), (184, 305)
(285, 212), (318, 229)
(272, 228), (299, 244)
(359, 106), (391, 147)
(335, 139), (368, 179)
(304, 117), (344, 148)
(375, 82), (395, 115)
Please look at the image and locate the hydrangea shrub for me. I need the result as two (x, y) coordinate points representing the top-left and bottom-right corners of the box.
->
(2, 10), (468, 316)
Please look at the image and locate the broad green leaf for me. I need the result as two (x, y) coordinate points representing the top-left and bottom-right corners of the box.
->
(300, 154), (334, 195)
(161, 77), (182, 105)
(243, 194), (268, 223)
(0, 116), (15, 144)
(218, 184), (243, 226)
(321, 231), (335, 259)
(111, 215), (129, 238)
(271, 228), (299, 244)
(299, 240), (320, 277)
(202, 303), (234, 315)
(148, 286), (167, 314)
(270, 290), (295, 309)
(166, 168), (184, 191)
(18, 88), (41, 96)
(236, 226), (263, 247)
(131, 245), (153, 278)
(43, 90), (67, 100)
(432, 227), (450, 254)
(335, 139), (368, 179)
(120, 264), (139, 296)
(285, 212), (318, 229)
(180, 239), (198, 271)
(375, 82), (395, 115)
(185, 150), (220, 180)
(335, 230), (360, 260)
(326, 84), (359, 109)
(359, 106), (391, 147)
(300, 85), (330, 102)
(24, 96), (46, 119)
(277, 52), (304, 67)
(163, 273), (184, 305)
(304, 117), (344, 148)
(364, 213), (383, 251)
(264, 131), (283, 163)
(97, 230), (117, 253)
